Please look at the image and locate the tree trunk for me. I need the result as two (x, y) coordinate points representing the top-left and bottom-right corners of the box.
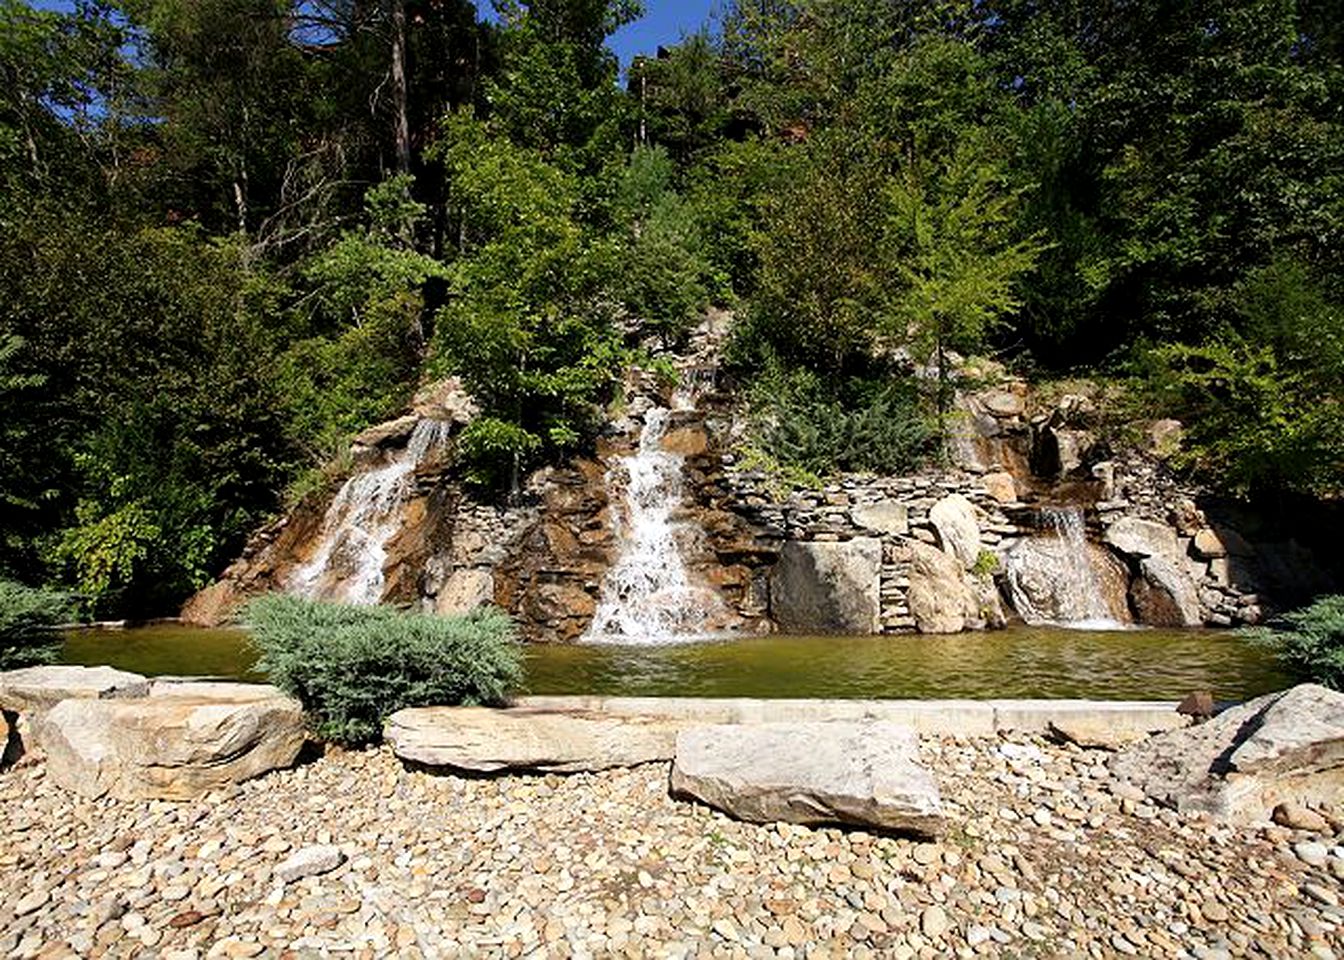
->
(390, 0), (411, 176)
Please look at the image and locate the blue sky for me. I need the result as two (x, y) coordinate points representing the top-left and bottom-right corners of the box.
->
(605, 1), (720, 67)
(29, 0), (721, 70)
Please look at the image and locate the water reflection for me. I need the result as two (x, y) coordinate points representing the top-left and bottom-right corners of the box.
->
(60, 623), (1292, 701)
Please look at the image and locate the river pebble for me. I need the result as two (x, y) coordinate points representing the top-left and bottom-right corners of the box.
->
(2, 734), (1342, 957)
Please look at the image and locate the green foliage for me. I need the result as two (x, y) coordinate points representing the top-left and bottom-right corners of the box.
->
(242, 594), (523, 746)
(0, 579), (71, 670)
(747, 361), (934, 479)
(1140, 256), (1343, 497)
(971, 551), (1001, 577)
(1243, 595), (1344, 690)
(431, 113), (628, 492)
(0, 211), (297, 614)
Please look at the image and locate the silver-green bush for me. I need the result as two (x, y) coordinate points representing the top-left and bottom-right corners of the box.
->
(243, 595), (523, 746)
(0, 580), (71, 670)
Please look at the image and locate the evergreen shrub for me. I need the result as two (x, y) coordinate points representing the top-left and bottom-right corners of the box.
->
(1242, 595), (1344, 690)
(0, 580), (72, 670)
(243, 595), (523, 746)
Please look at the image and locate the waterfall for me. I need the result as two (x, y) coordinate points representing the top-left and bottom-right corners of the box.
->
(289, 418), (453, 605)
(1004, 506), (1129, 630)
(584, 396), (723, 644)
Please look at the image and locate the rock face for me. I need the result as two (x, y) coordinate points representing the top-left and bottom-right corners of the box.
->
(905, 541), (980, 634)
(1110, 684), (1344, 823)
(0, 665), (150, 715)
(384, 706), (678, 773)
(929, 494), (981, 569)
(670, 721), (944, 837)
(1130, 556), (1203, 626)
(32, 683), (306, 800)
(769, 539), (882, 634)
(434, 568), (495, 615)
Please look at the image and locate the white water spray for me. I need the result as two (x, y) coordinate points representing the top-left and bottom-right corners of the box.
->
(289, 418), (453, 605)
(584, 396), (723, 644)
(1004, 506), (1129, 630)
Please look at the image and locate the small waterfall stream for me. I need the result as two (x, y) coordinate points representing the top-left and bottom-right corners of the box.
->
(1005, 506), (1129, 630)
(584, 394), (723, 644)
(289, 418), (453, 605)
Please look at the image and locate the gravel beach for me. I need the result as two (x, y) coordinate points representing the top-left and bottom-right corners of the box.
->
(2, 734), (1341, 959)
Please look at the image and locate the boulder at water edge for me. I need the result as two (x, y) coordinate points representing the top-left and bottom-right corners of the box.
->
(0, 665), (150, 716)
(906, 541), (980, 634)
(929, 494), (981, 569)
(31, 682), (305, 801)
(1110, 683), (1344, 823)
(670, 721), (944, 837)
(769, 539), (882, 634)
(385, 706), (679, 773)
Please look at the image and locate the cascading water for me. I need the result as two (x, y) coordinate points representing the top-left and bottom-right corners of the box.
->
(584, 395), (724, 644)
(289, 418), (453, 605)
(1004, 506), (1130, 630)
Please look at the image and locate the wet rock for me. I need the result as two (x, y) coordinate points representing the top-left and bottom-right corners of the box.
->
(670, 721), (944, 837)
(769, 539), (881, 634)
(33, 685), (305, 800)
(1110, 684), (1344, 822)
(0, 665), (150, 716)
(1131, 556), (1203, 627)
(351, 414), (418, 453)
(385, 706), (679, 773)
(929, 494), (981, 569)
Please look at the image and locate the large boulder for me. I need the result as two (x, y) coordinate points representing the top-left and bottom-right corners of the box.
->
(906, 541), (980, 634)
(769, 539), (882, 634)
(1110, 684), (1344, 823)
(0, 665), (149, 716)
(32, 683), (306, 801)
(1103, 517), (1182, 564)
(670, 721), (944, 837)
(1004, 538), (1131, 625)
(929, 494), (981, 569)
(385, 706), (678, 774)
(1130, 556), (1202, 627)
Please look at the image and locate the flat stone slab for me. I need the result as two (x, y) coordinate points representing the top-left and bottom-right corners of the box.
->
(385, 706), (679, 774)
(517, 696), (1189, 740)
(670, 721), (944, 837)
(32, 690), (306, 800)
(0, 665), (149, 715)
(148, 680), (286, 701)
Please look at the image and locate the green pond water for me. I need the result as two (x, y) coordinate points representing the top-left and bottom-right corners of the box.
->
(60, 623), (1292, 701)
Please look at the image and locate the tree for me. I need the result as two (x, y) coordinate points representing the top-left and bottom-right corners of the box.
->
(883, 138), (1042, 429)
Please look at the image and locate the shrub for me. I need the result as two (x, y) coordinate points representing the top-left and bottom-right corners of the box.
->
(0, 580), (72, 670)
(242, 595), (523, 746)
(1242, 595), (1344, 690)
(747, 363), (934, 479)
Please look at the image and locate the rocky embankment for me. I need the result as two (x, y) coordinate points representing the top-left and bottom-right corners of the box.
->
(4, 668), (1344, 958)
(4, 732), (1344, 959)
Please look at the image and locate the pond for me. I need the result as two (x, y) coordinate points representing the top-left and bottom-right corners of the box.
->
(59, 623), (1292, 701)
